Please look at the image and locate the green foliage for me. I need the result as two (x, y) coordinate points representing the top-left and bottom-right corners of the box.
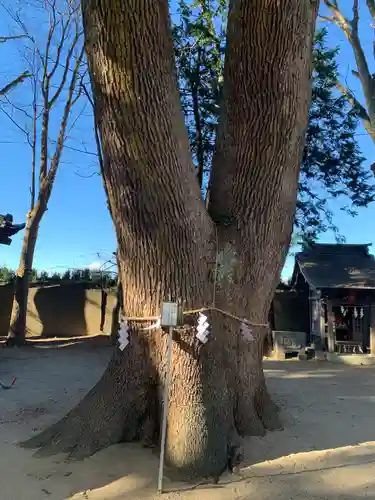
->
(62, 269), (71, 281)
(81, 268), (92, 281)
(0, 267), (112, 284)
(39, 270), (49, 282)
(173, 4), (374, 241)
(49, 272), (61, 283)
(173, 0), (226, 190)
(0, 266), (14, 282)
(71, 269), (82, 281)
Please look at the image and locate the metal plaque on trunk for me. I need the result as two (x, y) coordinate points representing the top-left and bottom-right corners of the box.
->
(161, 302), (178, 327)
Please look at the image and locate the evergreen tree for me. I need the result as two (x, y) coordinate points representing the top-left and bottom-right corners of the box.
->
(71, 269), (82, 281)
(49, 272), (61, 283)
(173, 0), (226, 192)
(81, 268), (92, 282)
(0, 266), (14, 282)
(39, 271), (49, 282)
(173, 5), (374, 241)
(61, 269), (71, 281)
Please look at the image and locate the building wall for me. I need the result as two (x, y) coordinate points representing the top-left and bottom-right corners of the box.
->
(0, 283), (117, 337)
(272, 289), (309, 333)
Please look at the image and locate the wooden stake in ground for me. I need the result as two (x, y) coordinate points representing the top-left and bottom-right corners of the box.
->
(21, 0), (319, 482)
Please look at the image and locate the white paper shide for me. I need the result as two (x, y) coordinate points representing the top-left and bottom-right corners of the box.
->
(240, 320), (254, 341)
(118, 317), (129, 351)
(196, 312), (210, 344)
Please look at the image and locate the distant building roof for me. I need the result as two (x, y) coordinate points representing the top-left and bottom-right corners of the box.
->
(293, 243), (375, 289)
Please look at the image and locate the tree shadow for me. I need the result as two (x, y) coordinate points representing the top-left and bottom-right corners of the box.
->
(33, 283), (88, 337)
(4, 350), (375, 499)
(242, 360), (375, 468)
(236, 444), (375, 500)
(55, 359), (375, 498)
(0, 283), (14, 335)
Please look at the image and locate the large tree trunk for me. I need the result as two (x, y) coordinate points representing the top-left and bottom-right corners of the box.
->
(207, 0), (318, 433)
(6, 206), (43, 346)
(21, 0), (319, 481)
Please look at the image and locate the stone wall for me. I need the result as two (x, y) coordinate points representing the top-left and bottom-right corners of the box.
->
(0, 282), (117, 337)
(0, 283), (13, 336)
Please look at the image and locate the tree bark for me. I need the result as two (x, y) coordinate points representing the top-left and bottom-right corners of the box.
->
(208, 0), (318, 434)
(21, 0), (318, 481)
(6, 204), (44, 346)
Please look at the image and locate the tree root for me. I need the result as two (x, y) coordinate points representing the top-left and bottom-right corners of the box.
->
(18, 327), (280, 482)
(260, 401), (283, 431)
(20, 344), (150, 460)
(19, 332), (238, 482)
(235, 403), (266, 437)
(255, 376), (283, 431)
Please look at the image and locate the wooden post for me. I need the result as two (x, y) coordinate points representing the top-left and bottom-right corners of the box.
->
(310, 288), (322, 349)
(157, 325), (173, 494)
(327, 300), (335, 353)
(370, 305), (375, 356)
(320, 301), (325, 346)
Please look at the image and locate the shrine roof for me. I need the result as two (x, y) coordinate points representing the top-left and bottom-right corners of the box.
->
(292, 243), (375, 290)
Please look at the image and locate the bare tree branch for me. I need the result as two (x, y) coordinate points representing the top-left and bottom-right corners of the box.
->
(46, 17), (70, 82)
(323, 0), (375, 145)
(352, 0), (359, 34)
(351, 69), (360, 79)
(43, 44), (85, 200)
(30, 66), (38, 211)
(1, 0), (86, 198)
(48, 28), (82, 108)
(62, 143), (98, 157)
(2, 95), (33, 120)
(0, 71), (31, 95)
(0, 105), (29, 137)
(41, 9), (56, 98)
(0, 34), (29, 43)
(336, 81), (375, 143)
(319, 15), (336, 22)
(367, 0), (375, 22)
(75, 170), (100, 178)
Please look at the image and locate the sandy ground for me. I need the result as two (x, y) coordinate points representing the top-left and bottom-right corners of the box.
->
(1, 346), (375, 500)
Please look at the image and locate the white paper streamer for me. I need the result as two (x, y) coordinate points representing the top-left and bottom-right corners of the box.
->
(118, 317), (129, 351)
(196, 312), (209, 344)
(240, 320), (254, 341)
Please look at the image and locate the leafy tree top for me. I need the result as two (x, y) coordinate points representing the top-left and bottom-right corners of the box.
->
(173, 3), (374, 242)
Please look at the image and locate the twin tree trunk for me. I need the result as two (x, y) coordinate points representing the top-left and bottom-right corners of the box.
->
(22, 0), (319, 481)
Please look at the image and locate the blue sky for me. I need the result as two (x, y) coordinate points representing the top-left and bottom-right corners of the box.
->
(0, 2), (374, 278)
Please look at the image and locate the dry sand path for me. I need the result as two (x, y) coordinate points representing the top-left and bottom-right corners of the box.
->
(1, 345), (375, 499)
